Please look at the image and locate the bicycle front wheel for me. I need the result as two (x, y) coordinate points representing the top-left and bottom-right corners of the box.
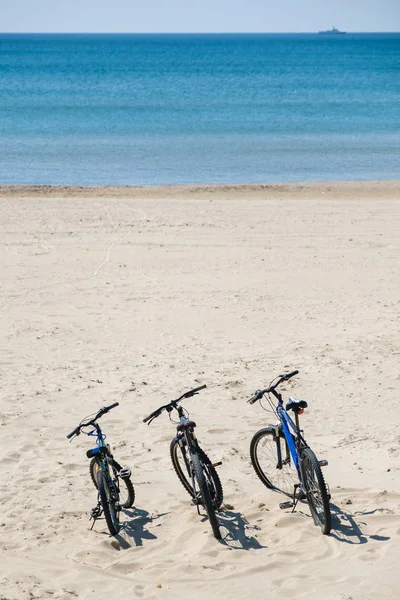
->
(90, 457), (135, 509)
(250, 426), (299, 497)
(170, 440), (223, 508)
(97, 470), (120, 536)
(192, 452), (221, 539)
(301, 447), (331, 535)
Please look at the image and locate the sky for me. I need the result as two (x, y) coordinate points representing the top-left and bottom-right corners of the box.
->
(1, 0), (399, 33)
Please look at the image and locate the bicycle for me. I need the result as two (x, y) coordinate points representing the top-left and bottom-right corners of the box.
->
(67, 402), (135, 536)
(247, 370), (331, 535)
(143, 385), (223, 539)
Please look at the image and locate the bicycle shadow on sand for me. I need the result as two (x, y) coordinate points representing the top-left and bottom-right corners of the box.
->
(217, 508), (267, 550)
(114, 507), (167, 548)
(329, 502), (391, 545)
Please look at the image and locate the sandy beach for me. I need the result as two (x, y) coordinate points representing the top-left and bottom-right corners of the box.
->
(1, 181), (399, 600)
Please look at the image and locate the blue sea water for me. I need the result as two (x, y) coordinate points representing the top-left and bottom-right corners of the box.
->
(0, 33), (399, 185)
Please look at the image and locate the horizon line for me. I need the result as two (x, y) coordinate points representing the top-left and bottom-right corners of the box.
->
(1, 30), (400, 35)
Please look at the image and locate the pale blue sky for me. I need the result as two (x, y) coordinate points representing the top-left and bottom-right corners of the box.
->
(1, 0), (399, 33)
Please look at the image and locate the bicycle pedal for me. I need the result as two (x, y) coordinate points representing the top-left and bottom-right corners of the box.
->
(90, 505), (102, 520)
(319, 459), (328, 467)
(279, 501), (294, 510)
(118, 467), (131, 479)
(212, 461), (222, 467)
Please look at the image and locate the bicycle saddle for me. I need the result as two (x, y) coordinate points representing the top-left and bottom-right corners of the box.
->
(286, 398), (308, 413)
(177, 420), (197, 432)
(86, 446), (110, 458)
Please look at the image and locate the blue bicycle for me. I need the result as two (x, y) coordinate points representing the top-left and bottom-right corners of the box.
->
(67, 402), (135, 536)
(248, 370), (331, 535)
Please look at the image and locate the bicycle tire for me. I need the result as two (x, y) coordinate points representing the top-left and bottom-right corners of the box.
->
(250, 426), (299, 497)
(97, 469), (120, 536)
(192, 452), (221, 539)
(301, 447), (331, 535)
(90, 457), (135, 509)
(170, 439), (223, 508)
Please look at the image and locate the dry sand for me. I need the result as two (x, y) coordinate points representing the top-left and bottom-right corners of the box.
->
(1, 182), (399, 600)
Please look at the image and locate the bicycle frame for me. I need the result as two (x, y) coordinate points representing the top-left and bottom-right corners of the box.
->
(88, 424), (108, 471)
(173, 406), (198, 474)
(272, 394), (308, 494)
(276, 404), (302, 469)
(87, 424), (119, 500)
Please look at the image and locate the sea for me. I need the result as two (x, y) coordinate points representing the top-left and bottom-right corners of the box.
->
(0, 33), (399, 186)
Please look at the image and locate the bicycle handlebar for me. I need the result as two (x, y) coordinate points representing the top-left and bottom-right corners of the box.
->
(67, 402), (119, 439)
(143, 384), (207, 424)
(247, 370), (298, 404)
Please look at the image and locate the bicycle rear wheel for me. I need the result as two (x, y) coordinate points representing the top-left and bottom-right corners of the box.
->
(90, 457), (135, 509)
(170, 440), (223, 508)
(250, 426), (299, 497)
(192, 452), (221, 539)
(301, 447), (331, 535)
(97, 469), (120, 536)
(110, 459), (135, 509)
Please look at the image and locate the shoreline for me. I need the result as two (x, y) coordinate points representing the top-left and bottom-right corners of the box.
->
(0, 179), (399, 198)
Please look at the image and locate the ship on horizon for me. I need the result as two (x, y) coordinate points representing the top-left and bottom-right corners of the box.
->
(318, 26), (347, 35)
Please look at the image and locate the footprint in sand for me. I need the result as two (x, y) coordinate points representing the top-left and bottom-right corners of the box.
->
(207, 428), (232, 435)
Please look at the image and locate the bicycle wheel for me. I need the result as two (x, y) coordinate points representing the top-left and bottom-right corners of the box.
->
(192, 452), (221, 539)
(170, 440), (223, 508)
(301, 447), (331, 535)
(97, 469), (120, 536)
(90, 458), (135, 509)
(250, 426), (299, 497)
(90, 457), (100, 488)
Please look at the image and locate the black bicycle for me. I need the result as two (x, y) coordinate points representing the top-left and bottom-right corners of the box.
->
(248, 371), (331, 535)
(143, 385), (223, 539)
(67, 402), (135, 536)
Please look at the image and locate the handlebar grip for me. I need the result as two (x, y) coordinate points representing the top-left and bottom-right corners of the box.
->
(285, 370), (299, 380)
(191, 384), (207, 393)
(66, 425), (80, 440)
(248, 391), (262, 405)
(143, 408), (160, 424)
(106, 402), (119, 411)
